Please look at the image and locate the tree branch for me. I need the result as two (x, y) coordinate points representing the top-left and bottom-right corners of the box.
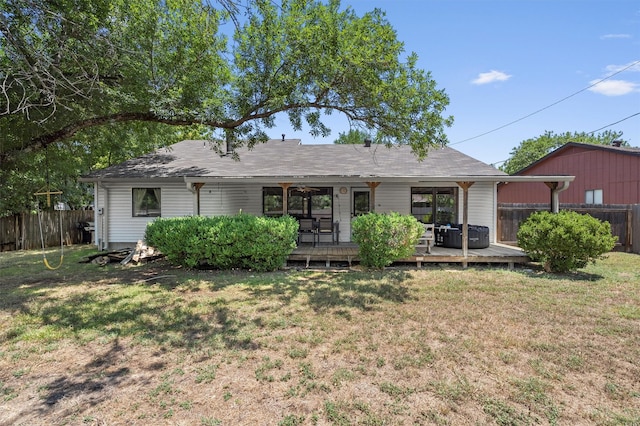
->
(0, 97), (369, 166)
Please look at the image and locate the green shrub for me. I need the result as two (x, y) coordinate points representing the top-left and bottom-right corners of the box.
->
(352, 212), (424, 269)
(517, 210), (617, 273)
(144, 214), (298, 271)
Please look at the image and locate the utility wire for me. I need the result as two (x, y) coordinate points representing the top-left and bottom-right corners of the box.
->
(588, 111), (640, 134)
(450, 59), (640, 146)
(487, 112), (639, 168)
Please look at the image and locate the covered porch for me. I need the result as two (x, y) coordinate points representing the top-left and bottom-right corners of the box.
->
(288, 242), (530, 269)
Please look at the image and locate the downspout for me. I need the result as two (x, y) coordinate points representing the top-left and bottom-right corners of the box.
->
(97, 181), (109, 250)
(551, 180), (571, 213)
(93, 182), (99, 249)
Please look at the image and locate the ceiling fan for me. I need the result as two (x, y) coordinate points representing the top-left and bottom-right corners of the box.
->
(294, 186), (319, 194)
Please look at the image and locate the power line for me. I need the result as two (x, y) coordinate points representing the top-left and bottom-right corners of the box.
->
(588, 112), (640, 134)
(486, 112), (639, 167)
(450, 59), (640, 146)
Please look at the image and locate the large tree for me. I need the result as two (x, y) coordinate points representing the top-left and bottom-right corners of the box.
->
(500, 130), (626, 175)
(1, 0), (452, 163)
(1, 0), (452, 215)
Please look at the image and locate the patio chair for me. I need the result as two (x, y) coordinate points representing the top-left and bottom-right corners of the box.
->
(416, 223), (435, 254)
(297, 218), (316, 245)
(317, 218), (336, 245)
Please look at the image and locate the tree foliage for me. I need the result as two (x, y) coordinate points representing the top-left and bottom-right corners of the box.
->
(333, 129), (373, 144)
(1, 0), (452, 163)
(0, 122), (202, 215)
(499, 130), (626, 174)
(1, 0), (452, 215)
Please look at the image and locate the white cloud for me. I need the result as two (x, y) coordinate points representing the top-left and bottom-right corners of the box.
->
(605, 61), (640, 73)
(588, 79), (639, 96)
(600, 33), (632, 40)
(472, 70), (512, 85)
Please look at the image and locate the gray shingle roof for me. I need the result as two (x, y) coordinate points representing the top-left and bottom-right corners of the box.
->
(81, 139), (507, 181)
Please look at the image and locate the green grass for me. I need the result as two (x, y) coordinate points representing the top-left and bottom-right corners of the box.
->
(0, 246), (638, 425)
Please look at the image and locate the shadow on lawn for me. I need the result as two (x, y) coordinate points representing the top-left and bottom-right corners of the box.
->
(244, 269), (414, 314)
(1, 252), (412, 423)
(515, 263), (604, 282)
(1, 254), (259, 353)
(2, 248), (413, 355)
(2, 337), (142, 425)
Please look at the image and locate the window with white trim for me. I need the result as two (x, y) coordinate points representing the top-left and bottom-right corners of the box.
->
(585, 189), (603, 205)
(132, 188), (161, 217)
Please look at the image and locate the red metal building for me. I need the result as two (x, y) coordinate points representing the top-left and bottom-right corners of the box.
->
(498, 142), (640, 205)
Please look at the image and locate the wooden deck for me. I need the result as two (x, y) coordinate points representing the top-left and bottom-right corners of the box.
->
(288, 243), (530, 269)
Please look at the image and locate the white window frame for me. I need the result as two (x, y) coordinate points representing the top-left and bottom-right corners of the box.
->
(585, 189), (603, 205)
(132, 188), (161, 217)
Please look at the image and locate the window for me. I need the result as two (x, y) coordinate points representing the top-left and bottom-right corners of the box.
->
(308, 187), (333, 220)
(585, 189), (603, 205)
(353, 191), (370, 216)
(411, 187), (457, 224)
(263, 187), (284, 216)
(289, 187), (333, 220)
(132, 188), (161, 217)
(262, 186), (333, 220)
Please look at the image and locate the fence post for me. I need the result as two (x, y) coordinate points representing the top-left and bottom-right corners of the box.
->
(633, 204), (639, 254)
(14, 214), (20, 250)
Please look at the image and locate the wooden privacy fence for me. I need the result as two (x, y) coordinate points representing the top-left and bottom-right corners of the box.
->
(498, 203), (637, 253)
(0, 210), (94, 252)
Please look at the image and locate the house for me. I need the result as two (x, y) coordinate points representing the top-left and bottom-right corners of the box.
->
(498, 142), (640, 205)
(497, 142), (640, 250)
(80, 138), (573, 251)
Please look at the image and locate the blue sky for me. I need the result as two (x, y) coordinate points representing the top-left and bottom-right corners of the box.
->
(273, 0), (640, 166)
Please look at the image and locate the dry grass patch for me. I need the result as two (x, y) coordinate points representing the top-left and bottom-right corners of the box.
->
(0, 247), (638, 425)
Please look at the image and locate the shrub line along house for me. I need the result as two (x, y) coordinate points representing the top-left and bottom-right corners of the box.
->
(80, 138), (574, 259)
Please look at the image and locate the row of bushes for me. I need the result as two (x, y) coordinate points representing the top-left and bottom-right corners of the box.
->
(145, 211), (616, 273)
(351, 210), (615, 272)
(144, 214), (298, 272)
(144, 212), (426, 271)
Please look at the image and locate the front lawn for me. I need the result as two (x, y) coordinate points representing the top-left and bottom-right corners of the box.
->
(0, 247), (638, 425)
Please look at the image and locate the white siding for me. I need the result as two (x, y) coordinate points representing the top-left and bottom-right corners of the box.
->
(457, 182), (497, 243)
(199, 182), (260, 216)
(375, 183), (411, 214)
(343, 182), (497, 242)
(94, 184), (107, 249)
(163, 184), (195, 217)
(100, 182), (193, 247)
(335, 186), (351, 242)
(95, 179), (498, 247)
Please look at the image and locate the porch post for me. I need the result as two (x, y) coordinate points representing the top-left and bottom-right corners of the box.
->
(456, 181), (475, 265)
(192, 183), (205, 215)
(366, 182), (381, 212)
(278, 183), (292, 215)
